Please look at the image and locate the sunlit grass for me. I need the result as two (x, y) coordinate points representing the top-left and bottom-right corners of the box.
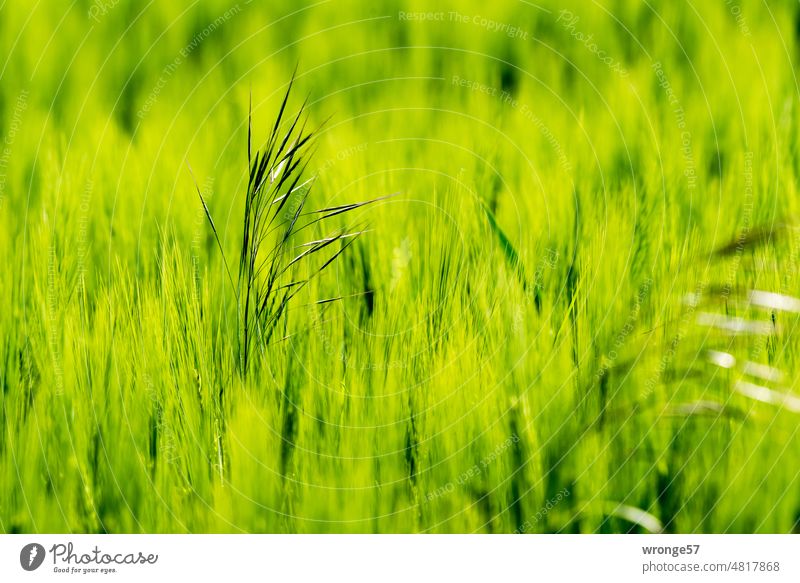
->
(1, 0), (799, 533)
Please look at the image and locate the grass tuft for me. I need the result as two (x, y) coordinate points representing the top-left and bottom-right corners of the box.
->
(192, 71), (390, 374)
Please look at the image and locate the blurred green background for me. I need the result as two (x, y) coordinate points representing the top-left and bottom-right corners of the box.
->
(1, 0), (800, 533)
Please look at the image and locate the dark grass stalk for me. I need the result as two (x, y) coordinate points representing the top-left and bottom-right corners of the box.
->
(191, 70), (391, 376)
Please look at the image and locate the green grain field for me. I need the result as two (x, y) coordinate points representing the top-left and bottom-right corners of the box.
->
(1, 0), (800, 534)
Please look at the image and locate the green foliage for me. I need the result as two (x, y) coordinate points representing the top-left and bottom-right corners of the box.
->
(1, 0), (800, 533)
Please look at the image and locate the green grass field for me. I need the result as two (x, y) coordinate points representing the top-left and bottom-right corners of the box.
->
(2, 0), (800, 534)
